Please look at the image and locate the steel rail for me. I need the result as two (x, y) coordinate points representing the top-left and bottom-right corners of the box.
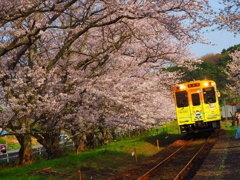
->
(137, 138), (193, 180)
(173, 136), (212, 180)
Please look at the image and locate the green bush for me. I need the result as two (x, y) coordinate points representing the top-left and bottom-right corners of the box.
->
(0, 137), (6, 144)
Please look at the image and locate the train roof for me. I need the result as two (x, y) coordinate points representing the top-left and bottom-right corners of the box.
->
(173, 80), (216, 91)
(177, 79), (214, 84)
(174, 80), (215, 86)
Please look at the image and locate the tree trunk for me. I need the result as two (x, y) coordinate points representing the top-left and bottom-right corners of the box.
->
(111, 129), (117, 141)
(45, 132), (62, 159)
(14, 116), (34, 166)
(32, 131), (62, 159)
(76, 138), (87, 154)
(99, 128), (109, 145)
(72, 133), (87, 154)
(15, 134), (33, 166)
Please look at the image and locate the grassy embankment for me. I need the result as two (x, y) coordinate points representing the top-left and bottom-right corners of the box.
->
(0, 120), (181, 180)
(0, 120), (238, 180)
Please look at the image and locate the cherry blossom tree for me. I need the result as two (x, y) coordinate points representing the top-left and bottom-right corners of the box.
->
(229, 50), (240, 76)
(228, 50), (240, 101)
(223, 0), (240, 100)
(215, 0), (239, 76)
(216, 0), (240, 35)
(0, 0), (217, 165)
(215, 0), (239, 101)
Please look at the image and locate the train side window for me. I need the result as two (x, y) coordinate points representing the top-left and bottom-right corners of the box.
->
(176, 91), (188, 108)
(192, 93), (200, 106)
(203, 87), (216, 104)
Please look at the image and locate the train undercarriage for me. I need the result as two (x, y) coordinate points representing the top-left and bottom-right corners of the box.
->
(179, 120), (221, 134)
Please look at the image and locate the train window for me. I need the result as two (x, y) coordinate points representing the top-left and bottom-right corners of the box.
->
(203, 87), (216, 104)
(176, 91), (188, 108)
(192, 93), (200, 106)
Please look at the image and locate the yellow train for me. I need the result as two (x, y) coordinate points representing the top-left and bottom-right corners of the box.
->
(172, 80), (221, 134)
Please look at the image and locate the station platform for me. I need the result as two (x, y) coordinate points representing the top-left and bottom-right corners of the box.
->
(193, 129), (240, 180)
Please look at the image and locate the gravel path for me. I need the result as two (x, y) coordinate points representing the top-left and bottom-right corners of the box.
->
(193, 130), (240, 180)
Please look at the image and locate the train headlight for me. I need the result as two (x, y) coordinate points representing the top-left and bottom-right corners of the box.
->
(179, 84), (186, 90)
(204, 82), (209, 86)
(204, 82), (216, 86)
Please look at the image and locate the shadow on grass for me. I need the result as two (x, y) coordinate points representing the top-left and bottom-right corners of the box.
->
(0, 123), (185, 180)
(0, 149), (149, 180)
(140, 133), (185, 148)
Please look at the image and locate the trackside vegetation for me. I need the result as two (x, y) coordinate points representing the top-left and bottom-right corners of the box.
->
(0, 120), (237, 180)
(0, 121), (182, 180)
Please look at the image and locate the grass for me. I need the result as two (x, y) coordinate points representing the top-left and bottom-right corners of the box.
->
(1, 120), (236, 180)
(0, 120), (182, 180)
(221, 121), (238, 136)
(0, 137), (6, 144)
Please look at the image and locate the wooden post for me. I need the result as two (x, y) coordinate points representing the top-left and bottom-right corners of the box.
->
(93, 135), (96, 157)
(134, 148), (138, 163)
(78, 170), (82, 180)
(156, 139), (160, 150)
(6, 153), (9, 163)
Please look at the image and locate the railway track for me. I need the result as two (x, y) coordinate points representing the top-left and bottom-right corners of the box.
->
(109, 130), (219, 180)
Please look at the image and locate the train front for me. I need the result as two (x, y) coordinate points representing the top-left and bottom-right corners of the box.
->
(173, 80), (221, 134)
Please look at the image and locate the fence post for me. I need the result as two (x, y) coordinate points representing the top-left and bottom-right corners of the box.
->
(134, 148), (138, 163)
(6, 153), (9, 163)
(78, 169), (82, 180)
(156, 139), (160, 150)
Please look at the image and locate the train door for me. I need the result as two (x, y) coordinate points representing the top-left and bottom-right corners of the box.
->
(175, 91), (191, 127)
(203, 87), (221, 122)
(189, 90), (204, 123)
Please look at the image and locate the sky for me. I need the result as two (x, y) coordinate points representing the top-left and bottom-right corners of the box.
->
(190, 30), (239, 58)
(190, 31), (240, 57)
(189, 0), (239, 58)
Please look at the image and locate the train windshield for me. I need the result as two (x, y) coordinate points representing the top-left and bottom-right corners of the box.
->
(203, 87), (216, 104)
(192, 93), (200, 106)
(176, 91), (188, 108)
